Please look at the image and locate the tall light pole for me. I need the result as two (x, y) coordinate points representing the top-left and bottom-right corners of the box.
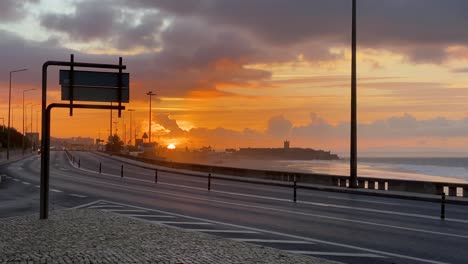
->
(31, 104), (39, 151)
(7, 68), (28, 160)
(350, 0), (358, 188)
(22, 88), (36, 155)
(146, 91), (156, 143)
(128, 109), (135, 145)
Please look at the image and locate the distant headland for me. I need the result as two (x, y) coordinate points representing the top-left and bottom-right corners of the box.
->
(227, 141), (339, 160)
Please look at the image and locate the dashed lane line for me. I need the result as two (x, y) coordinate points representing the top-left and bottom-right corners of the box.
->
(21, 182), (31, 185)
(56, 173), (468, 239)
(12, 179), (20, 182)
(231, 239), (313, 244)
(50, 189), (63, 193)
(65, 158), (468, 224)
(104, 209), (147, 213)
(151, 221), (213, 225)
(184, 229), (259, 234)
(286, 251), (386, 258)
(68, 194), (87, 198)
(126, 215), (175, 218)
(99, 200), (449, 264)
(88, 205), (124, 209)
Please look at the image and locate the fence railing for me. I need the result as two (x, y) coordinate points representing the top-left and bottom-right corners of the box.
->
(103, 152), (468, 198)
(63, 149), (468, 201)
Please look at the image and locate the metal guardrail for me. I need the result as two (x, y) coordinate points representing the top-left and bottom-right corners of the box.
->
(64, 150), (468, 201)
(104, 152), (468, 198)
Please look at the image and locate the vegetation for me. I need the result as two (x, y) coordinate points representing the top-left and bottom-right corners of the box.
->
(0, 126), (31, 151)
(105, 134), (124, 152)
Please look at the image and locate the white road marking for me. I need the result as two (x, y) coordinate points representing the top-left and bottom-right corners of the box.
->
(50, 189), (63, 193)
(35, 185), (40, 188)
(88, 205), (124, 209)
(232, 239), (313, 244)
(72, 200), (102, 209)
(99, 200), (449, 264)
(287, 251), (386, 258)
(104, 209), (147, 213)
(151, 221), (213, 225)
(68, 194), (87, 198)
(12, 179), (20, 182)
(56, 173), (468, 239)
(326, 196), (400, 206)
(21, 182), (31, 185)
(185, 229), (259, 234)
(60, 168), (69, 171)
(65, 158), (467, 224)
(127, 215), (175, 218)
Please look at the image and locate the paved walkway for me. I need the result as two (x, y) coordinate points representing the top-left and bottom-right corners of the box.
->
(0, 209), (338, 264)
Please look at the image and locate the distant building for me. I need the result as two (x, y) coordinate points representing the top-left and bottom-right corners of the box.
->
(235, 141), (339, 160)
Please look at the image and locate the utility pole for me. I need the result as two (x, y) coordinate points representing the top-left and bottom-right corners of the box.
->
(146, 91), (156, 143)
(7, 68), (28, 159)
(128, 109), (135, 145)
(350, 0), (358, 188)
(23, 89), (36, 155)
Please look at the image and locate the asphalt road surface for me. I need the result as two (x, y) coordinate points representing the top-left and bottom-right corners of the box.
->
(1, 150), (467, 264)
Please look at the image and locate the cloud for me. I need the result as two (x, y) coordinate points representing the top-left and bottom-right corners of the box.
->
(40, 0), (164, 50)
(0, 0), (38, 22)
(127, 0), (468, 64)
(152, 112), (468, 151)
(266, 115), (292, 138)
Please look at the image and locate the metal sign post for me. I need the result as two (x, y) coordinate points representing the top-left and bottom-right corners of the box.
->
(40, 55), (129, 220)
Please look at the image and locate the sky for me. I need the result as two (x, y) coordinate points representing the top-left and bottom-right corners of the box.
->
(1, 0), (468, 155)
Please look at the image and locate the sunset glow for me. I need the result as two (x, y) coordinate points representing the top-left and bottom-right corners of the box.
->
(167, 144), (176, 150)
(1, 1), (468, 156)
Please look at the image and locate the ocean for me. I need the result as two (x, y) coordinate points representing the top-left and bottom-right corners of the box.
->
(207, 157), (468, 184)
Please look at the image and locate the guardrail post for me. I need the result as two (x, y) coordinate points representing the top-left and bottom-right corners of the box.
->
(121, 165), (123, 178)
(368, 180), (376, 189)
(358, 180), (365, 188)
(378, 181), (386, 190)
(293, 175), (297, 203)
(78, 159), (80, 168)
(208, 173), (211, 191)
(154, 169), (158, 183)
(99, 162), (102, 174)
(441, 192), (446, 220)
(464, 187), (468, 198)
(448, 186), (457, 197)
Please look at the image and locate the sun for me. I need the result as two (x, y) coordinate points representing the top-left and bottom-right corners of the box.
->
(167, 144), (176, 149)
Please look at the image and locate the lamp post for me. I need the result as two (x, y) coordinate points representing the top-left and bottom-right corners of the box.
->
(350, 0), (358, 188)
(128, 109), (135, 145)
(31, 104), (39, 151)
(7, 68), (28, 160)
(22, 88), (36, 155)
(146, 91), (156, 143)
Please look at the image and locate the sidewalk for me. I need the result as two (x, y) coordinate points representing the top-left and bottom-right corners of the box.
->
(0, 209), (338, 264)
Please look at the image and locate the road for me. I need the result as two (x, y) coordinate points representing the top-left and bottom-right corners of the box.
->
(1, 150), (467, 264)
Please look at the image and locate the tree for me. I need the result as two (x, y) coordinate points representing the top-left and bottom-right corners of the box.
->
(105, 134), (123, 153)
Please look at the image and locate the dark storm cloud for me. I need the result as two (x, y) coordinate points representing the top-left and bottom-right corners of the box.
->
(0, 0), (38, 22)
(40, 0), (164, 50)
(128, 0), (468, 63)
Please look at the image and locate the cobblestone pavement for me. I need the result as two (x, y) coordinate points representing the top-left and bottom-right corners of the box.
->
(0, 209), (340, 264)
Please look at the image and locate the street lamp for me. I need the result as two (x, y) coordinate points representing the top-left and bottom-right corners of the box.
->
(22, 88), (36, 155)
(350, 0), (358, 188)
(7, 68), (28, 160)
(146, 91), (156, 143)
(127, 109), (135, 145)
(31, 104), (40, 151)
